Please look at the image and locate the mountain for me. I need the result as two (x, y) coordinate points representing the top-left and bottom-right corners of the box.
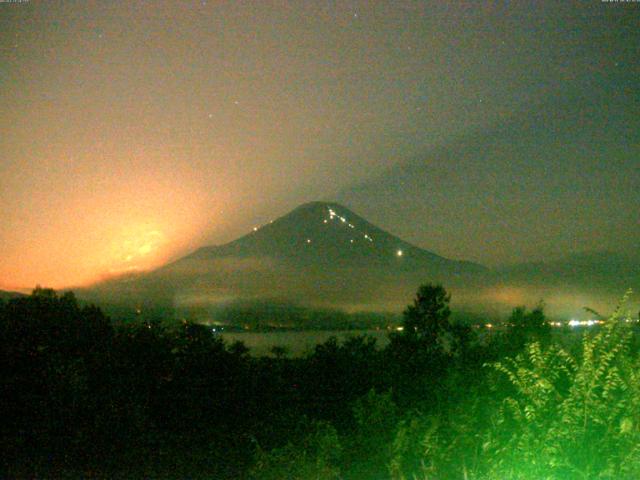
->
(0, 290), (27, 301)
(178, 201), (483, 272)
(83, 203), (638, 321)
(86, 202), (487, 316)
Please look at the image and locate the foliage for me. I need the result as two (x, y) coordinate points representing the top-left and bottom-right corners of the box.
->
(480, 292), (639, 479)
(391, 291), (640, 480)
(400, 283), (452, 345)
(3, 285), (638, 479)
(389, 387), (494, 480)
(249, 420), (342, 480)
(301, 334), (386, 422)
(348, 389), (399, 476)
(388, 284), (478, 409)
(502, 303), (552, 353)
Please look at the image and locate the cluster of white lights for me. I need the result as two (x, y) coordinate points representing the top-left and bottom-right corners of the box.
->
(328, 208), (346, 223)
(556, 319), (639, 328)
(568, 319), (604, 327)
(249, 206), (410, 261)
(327, 207), (375, 244)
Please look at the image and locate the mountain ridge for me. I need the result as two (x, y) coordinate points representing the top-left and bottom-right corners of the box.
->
(176, 201), (485, 272)
(80, 202), (637, 319)
(0, 290), (27, 301)
(84, 201), (487, 315)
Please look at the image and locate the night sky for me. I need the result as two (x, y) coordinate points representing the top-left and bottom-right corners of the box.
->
(1, 1), (638, 290)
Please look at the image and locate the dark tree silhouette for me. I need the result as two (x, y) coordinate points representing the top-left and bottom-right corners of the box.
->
(503, 303), (551, 353)
(2, 283), (579, 479)
(270, 345), (290, 359)
(401, 283), (452, 346)
(385, 284), (459, 407)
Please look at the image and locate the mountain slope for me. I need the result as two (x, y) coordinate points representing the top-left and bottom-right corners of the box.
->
(176, 201), (483, 272)
(86, 202), (486, 314)
(0, 290), (27, 301)
(82, 203), (638, 320)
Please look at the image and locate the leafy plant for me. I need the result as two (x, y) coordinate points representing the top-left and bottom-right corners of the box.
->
(250, 420), (342, 480)
(482, 290), (639, 479)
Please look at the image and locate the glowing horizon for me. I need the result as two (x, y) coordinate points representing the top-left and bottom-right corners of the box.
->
(1, 2), (638, 290)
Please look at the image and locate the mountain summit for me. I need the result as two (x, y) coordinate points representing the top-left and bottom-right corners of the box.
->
(87, 202), (486, 312)
(82, 202), (637, 319)
(183, 201), (481, 272)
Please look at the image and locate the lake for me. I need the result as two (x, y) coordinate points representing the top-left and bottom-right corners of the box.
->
(221, 329), (390, 357)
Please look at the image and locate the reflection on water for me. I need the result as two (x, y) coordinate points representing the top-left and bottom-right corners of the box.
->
(221, 330), (390, 357)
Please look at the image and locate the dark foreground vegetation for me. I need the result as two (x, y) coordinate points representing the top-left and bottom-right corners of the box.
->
(2, 286), (639, 479)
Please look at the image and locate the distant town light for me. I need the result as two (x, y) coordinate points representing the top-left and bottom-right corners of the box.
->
(568, 319), (602, 327)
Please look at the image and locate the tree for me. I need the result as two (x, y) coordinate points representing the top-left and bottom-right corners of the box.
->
(391, 291), (640, 479)
(386, 284), (455, 406)
(270, 345), (290, 359)
(400, 283), (452, 347)
(503, 303), (551, 353)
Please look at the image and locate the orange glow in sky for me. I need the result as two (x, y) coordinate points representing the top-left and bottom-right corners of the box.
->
(0, 157), (215, 290)
(2, 2), (638, 291)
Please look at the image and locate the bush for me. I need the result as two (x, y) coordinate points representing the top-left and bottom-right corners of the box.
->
(250, 419), (342, 480)
(391, 291), (640, 479)
(482, 291), (640, 479)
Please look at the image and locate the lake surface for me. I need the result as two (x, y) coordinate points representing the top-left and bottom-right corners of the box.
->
(221, 329), (390, 357)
